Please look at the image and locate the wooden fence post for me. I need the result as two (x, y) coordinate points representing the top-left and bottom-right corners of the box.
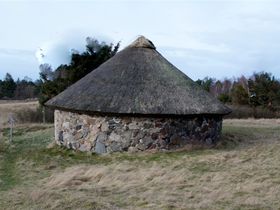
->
(0, 115), (2, 142)
(42, 106), (46, 124)
(8, 113), (15, 143)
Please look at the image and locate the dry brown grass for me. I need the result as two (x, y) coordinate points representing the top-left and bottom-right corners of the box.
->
(224, 118), (280, 128)
(34, 144), (280, 209)
(1, 119), (280, 209)
(0, 100), (38, 126)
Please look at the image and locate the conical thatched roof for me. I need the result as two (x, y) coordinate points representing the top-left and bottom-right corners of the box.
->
(45, 36), (231, 116)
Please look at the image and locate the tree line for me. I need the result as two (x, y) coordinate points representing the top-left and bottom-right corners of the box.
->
(1, 36), (280, 115)
(196, 72), (280, 111)
(38, 37), (119, 104)
(0, 37), (119, 102)
(0, 73), (41, 99)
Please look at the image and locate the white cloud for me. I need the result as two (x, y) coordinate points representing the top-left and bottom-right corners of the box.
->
(1, 0), (280, 80)
(35, 30), (114, 69)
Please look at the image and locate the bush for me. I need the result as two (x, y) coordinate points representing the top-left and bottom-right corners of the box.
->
(218, 93), (231, 103)
(14, 107), (54, 123)
(226, 105), (280, 119)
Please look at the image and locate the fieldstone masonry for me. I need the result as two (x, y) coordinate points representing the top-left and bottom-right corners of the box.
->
(55, 110), (223, 154)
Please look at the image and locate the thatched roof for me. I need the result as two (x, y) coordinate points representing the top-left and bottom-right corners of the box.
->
(45, 36), (231, 116)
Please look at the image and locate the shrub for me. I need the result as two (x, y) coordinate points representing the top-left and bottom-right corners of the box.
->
(218, 93), (231, 103)
(226, 105), (280, 119)
(14, 107), (54, 123)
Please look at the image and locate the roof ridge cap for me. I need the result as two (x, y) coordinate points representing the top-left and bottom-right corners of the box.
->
(128, 36), (156, 49)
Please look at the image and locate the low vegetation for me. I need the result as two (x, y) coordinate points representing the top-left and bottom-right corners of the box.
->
(0, 100), (38, 126)
(0, 119), (279, 209)
(226, 104), (280, 118)
(0, 100), (53, 126)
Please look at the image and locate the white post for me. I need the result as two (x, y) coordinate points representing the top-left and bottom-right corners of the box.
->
(42, 106), (46, 124)
(8, 113), (15, 143)
(0, 115), (2, 142)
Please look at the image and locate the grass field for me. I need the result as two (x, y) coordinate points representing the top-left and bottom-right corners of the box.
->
(0, 100), (38, 126)
(0, 119), (279, 209)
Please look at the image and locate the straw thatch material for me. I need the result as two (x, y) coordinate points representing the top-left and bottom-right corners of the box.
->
(45, 36), (231, 116)
(128, 36), (156, 49)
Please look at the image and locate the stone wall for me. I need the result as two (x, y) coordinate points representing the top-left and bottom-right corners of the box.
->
(54, 110), (223, 153)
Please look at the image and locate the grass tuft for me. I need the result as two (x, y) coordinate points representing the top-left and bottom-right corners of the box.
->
(0, 119), (280, 209)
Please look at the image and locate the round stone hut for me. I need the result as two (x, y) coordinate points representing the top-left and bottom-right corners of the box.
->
(45, 36), (231, 154)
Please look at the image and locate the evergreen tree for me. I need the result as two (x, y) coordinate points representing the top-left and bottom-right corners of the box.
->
(231, 84), (249, 105)
(1, 73), (16, 98)
(39, 37), (120, 105)
(248, 72), (280, 110)
(196, 77), (214, 92)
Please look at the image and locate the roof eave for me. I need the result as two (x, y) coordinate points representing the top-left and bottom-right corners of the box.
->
(45, 103), (232, 118)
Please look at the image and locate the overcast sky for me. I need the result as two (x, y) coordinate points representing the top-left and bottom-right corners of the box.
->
(1, 0), (280, 81)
